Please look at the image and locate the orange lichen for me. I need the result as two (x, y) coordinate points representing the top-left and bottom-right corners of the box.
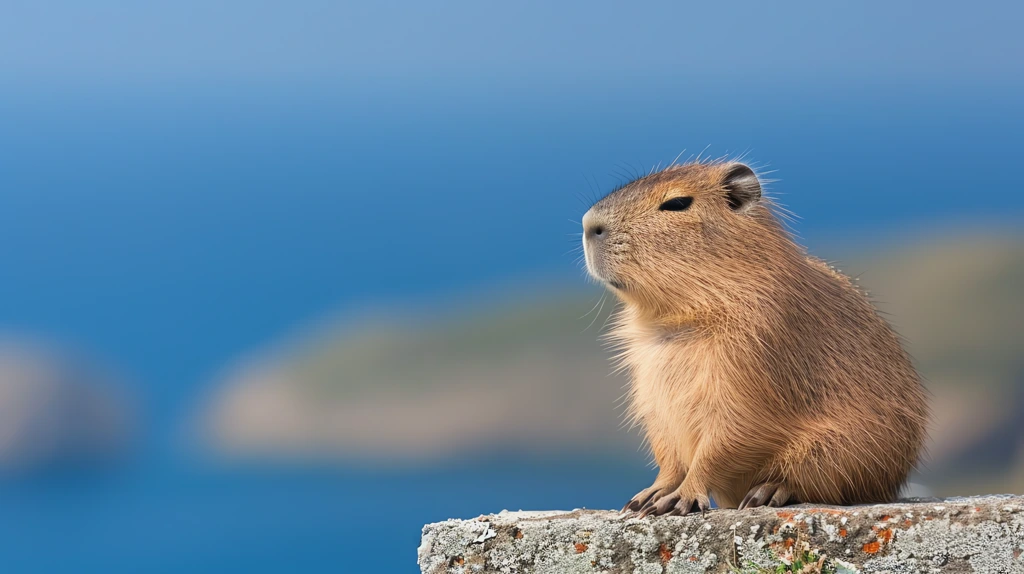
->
(784, 539), (795, 549)
(659, 544), (673, 563)
(879, 515), (891, 522)
(688, 556), (698, 562)
(574, 543), (588, 554)
(838, 528), (848, 538)
(862, 541), (880, 554)
(877, 528), (893, 544)
(806, 508), (847, 516)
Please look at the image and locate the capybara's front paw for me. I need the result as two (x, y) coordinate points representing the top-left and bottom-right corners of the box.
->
(738, 482), (796, 509)
(622, 482), (679, 513)
(638, 484), (710, 517)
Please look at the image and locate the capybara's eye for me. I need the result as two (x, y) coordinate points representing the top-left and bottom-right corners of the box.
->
(658, 197), (693, 211)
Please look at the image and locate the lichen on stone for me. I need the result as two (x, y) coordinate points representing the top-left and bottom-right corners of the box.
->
(418, 496), (1024, 574)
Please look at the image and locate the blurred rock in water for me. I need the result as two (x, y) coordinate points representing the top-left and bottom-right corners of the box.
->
(0, 339), (135, 473)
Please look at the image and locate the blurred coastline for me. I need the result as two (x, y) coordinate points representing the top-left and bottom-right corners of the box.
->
(197, 230), (1024, 496)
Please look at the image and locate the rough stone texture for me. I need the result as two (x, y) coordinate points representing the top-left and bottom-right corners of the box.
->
(418, 495), (1024, 573)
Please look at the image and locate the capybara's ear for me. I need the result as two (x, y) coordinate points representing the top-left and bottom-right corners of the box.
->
(721, 163), (761, 212)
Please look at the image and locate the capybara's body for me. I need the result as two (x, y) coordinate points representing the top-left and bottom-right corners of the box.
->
(581, 161), (928, 515)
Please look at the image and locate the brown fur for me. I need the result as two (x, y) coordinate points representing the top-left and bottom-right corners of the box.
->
(581, 160), (929, 515)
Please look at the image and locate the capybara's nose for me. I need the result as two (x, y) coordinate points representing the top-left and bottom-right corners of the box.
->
(582, 210), (607, 242)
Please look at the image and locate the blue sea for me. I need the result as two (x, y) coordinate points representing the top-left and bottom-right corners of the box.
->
(0, 460), (654, 572)
(0, 85), (1021, 571)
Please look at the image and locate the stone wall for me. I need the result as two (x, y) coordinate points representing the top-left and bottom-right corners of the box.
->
(418, 495), (1024, 573)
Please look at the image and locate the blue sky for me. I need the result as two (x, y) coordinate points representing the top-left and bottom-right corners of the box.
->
(4, 1), (1021, 97)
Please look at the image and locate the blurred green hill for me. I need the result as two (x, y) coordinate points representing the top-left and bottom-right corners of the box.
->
(201, 232), (1024, 496)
